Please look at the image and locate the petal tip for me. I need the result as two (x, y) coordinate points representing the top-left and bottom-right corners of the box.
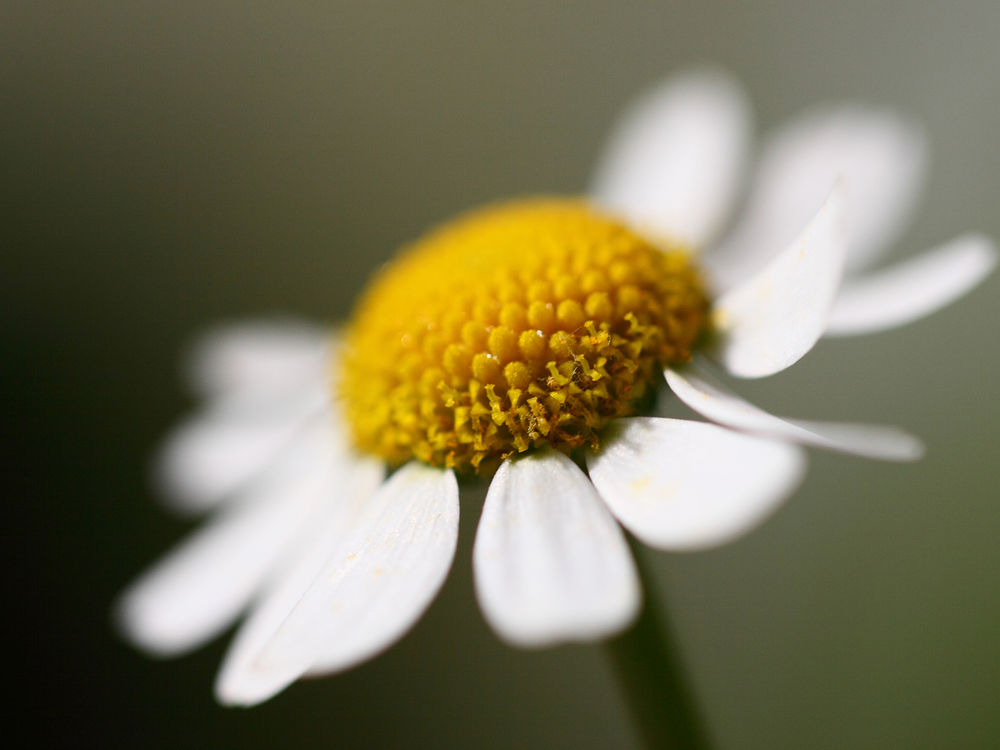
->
(113, 584), (194, 659)
(713, 183), (847, 378)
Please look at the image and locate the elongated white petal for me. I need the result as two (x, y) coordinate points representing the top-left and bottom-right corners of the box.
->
(215, 456), (384, 706)
(712, 184), (847, 378)
(222, 463), (458, 705)
(826, 234), (997, 337)
(707, 106), (925, 287)
(588, 418), (805, 550)
(185, 318), (333, 400)
(590, 68), (750, 248)
(665, 365), (924, 461)
(155, 395), (328, 514)
(473, 450), (639, 648)
(118, 424), (351, 656)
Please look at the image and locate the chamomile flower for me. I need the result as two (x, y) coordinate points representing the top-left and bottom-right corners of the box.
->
(117, 68), (995, 706)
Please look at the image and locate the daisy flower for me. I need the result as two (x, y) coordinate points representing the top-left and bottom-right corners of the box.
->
(117, 68), (995, 708)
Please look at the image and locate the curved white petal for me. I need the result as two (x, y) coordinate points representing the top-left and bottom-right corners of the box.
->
(185, 318), (333, 401)
(707, 105), (926, 287)
(117, 423), (353, 657)
(155, 395), (329, 514)
(588, 418), (805, 550)
(826, 234), (997, 337)
(473, 450), (639, 648)
(665, 365), (924, 461)
(215, 456), (385, 706)
(220, 463), (458, 706)
(590, 67), (750, 248)
(711, 184), (847, 378)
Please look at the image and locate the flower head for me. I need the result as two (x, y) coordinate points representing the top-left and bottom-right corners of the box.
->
(117, 68), (995, 706)
(340, 199), (709, 472)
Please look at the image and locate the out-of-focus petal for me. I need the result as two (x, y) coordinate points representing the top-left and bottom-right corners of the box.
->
(473, 450), (639, 648)
(154, 395), (330, 515)
(825, 234), (997, 337)
(590, 68), (750, 248)
(219, 463), (458, 706)
(706, 106), (926, 288)
(711, 184), (847, 379)
(117, 423), (358, 656)
(185, 318), (333, 401)
(588, 417), (805, 550)
(214, 456), (384, 706)
(665, 365), (924, 461)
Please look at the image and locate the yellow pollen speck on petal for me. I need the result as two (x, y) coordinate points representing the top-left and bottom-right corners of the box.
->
(339, 198), (709, 473)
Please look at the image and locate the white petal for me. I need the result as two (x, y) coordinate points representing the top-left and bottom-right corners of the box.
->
(711, 184), (847, 378)
(590, 68), (750, 248)
(155, 395), (329, 514)
(588, 417), (805, 550)
(185, 318), (333, 401)
(665, 365), (924, 461)
(473, 450), (640, 648)
(117, 424), (352, 656)
(215, 456), (384, 706)
(825, 234), (997, 337)
(220, 463), (459, 706)
(706, 106), (926, 287)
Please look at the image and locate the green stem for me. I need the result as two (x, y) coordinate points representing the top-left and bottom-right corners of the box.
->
(606, 536), (711, 750)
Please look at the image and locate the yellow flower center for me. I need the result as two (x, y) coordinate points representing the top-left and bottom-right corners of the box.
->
(339, 198), (709, 474)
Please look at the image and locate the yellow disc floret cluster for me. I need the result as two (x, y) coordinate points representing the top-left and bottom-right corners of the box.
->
(338, 199), (709, 474)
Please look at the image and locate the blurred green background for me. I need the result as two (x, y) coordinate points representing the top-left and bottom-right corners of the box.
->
(6, 1), (999, 748)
